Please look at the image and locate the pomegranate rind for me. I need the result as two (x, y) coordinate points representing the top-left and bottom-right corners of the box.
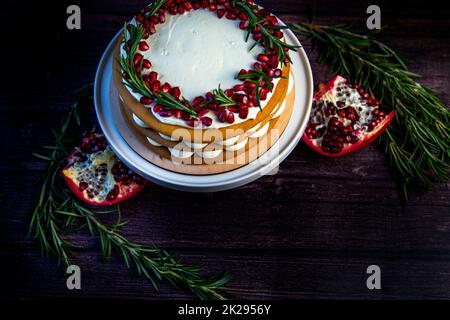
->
(61, 134), (146, 207)
(302, 110), (395, 157)
(62, 172), (146, 207)
(303, 75), (396, 157)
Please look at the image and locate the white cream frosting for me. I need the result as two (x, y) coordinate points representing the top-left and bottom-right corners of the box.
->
(168, 147), (194, 159)
(249, 122), (270, 139)
(146, 137), (163, 147)
(183, 140), (208, 149)
(213, 135), (240, 146)
(224, 137), (249, 152)
(196, 148), (223, 159)
(133, 113), (151, 128)
(144, 10), (262, 101)
(159, 132), (179, 141)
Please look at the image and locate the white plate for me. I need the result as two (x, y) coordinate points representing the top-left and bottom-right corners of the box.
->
(94, 25), (313, 192)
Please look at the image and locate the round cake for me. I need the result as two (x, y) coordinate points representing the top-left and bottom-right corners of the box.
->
(113, 0), (297, 169)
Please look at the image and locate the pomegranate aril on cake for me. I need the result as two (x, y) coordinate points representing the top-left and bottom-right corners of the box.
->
(303, 75), (395, 157)
(62, 133), (146, 206)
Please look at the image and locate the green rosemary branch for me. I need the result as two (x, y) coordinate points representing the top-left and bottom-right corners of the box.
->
(292, 22), (450, 197)
(211, 85), (238, 108)
(29, 84), (231, 300)
(231, 0), (298, 64)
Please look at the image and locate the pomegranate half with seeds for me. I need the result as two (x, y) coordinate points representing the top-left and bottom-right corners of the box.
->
(62, 133), (146, 206)
(303, 75), (395, 157)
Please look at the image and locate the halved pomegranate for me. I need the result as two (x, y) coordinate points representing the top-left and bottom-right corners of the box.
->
(62, 133), (146, 206)
(303, 75), (395, 157)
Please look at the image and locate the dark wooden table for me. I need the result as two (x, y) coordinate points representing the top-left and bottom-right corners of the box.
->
(1, 0), (449, 299)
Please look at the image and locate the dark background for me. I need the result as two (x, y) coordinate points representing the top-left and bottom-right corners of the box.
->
(0, 0), (449, 299)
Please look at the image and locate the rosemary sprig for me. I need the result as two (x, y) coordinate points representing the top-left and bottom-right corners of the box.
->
(292, 22), (450, 197)
(231, 0), (298, 64)
(210, 85), (238, 108)
(29, 85), (231, 300)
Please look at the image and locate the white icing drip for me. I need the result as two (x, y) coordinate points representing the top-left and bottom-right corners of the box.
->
(183, 140), (208, 149)
(249, 122), (270, 139)
(133, 113), (150, 128)
(159, 133), (179, 141)
(214, 135), (240, 146)
(224, 137), (249, 152)
(146, 137), (163, 147)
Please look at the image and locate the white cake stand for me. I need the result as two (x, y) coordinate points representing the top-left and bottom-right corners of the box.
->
(94, 26), (313, 192)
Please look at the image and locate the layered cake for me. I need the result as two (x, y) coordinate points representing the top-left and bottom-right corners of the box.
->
(113, 0), (297, 173)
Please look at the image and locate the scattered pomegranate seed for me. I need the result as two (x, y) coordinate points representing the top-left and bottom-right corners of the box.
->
(171, 87), (181, 99)
(142, 59), (152, 69)
(153, 104), (163, 113)
(140, 97), (153, 105)
(149, 71), (158, 82)
(209, 4), (217, 11)
(133, 53), (143, 65)
(239, 107), (249, 119)
(201, 117), (213, 127)
(161, 83), (171, 93)
(139, 41), (149, 51)
(257, 54), (269, 62)
(159, 110), (174, 117)
(226, 112), (235, 124)
(187, 119), (200, 127)
(217, 9), (226, 18)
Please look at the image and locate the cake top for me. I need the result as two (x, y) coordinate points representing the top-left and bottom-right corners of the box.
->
(145, 9), (262, 101)
(119, 0), (297, 128)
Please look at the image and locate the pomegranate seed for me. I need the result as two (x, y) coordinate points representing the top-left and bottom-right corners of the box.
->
(226, 112), (235, 124)
(142, 59), (152, 69)
(192, 96), (205, 106)
(209, 4), (217, 11)
(239, 20), (250, 30)
(218, 109), (227, 122)
(153, 104), (163, 113)
(198, 108), (209, 118)
(136, 12), (144, 23)
(187, 119), (200, 127)
(178, 6), (185, 14)
(233, 84), (245, 92)
(152, 81), (161, 91)
(206, 92), (214, 101)
(133, 53), (143, 65)
(200, 117), (213, 127)
(139, 41), (149, 51)
(226, 12), (237, 20)
(274, 69), (282, 78)
(149, 71), (158, 82)
(79, 182), (88, 192)
(227, 106), (239, 113)
(140, 97), (153, 105)
(184, 1), (193, 10)
(238, 12), (248, 20)
(171, 87), (181, 99)
(217, 9), (226, 18)
(257, 54), (269, 62)
(159, 110), (173, 117)
(175, 110), (182, 119)
(161, 83), (171, 93)
(225, 89), (234, 97)
(239, 107), (249, 119)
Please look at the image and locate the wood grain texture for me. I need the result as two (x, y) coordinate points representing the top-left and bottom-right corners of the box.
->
(0, 0), (449, 300)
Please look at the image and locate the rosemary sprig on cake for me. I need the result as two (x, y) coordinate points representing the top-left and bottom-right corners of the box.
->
(118, 0), (298, 126)
(30, 85), (231, 300)
(292, 22), (450, 196)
